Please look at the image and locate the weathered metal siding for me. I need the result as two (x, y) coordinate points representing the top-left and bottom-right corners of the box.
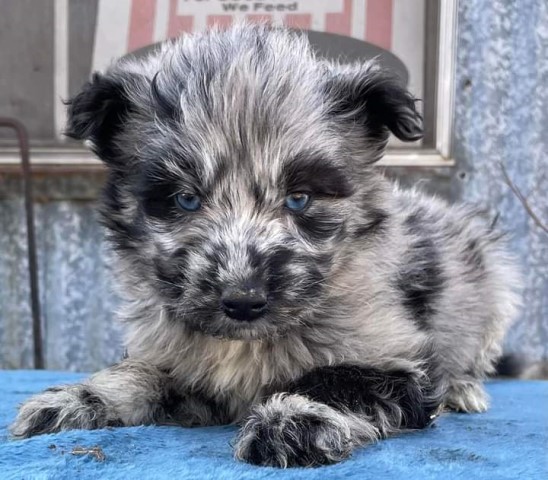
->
(451, 0), (548, 361)
(0, 175), (123, 370)
(0, 0), (546, 370)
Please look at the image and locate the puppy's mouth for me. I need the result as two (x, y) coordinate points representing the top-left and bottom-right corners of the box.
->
(168, 304), (293, 341)
(199, 315), (282, 341)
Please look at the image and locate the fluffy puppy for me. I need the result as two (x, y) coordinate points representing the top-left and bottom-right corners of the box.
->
(11, 24), (521, 468)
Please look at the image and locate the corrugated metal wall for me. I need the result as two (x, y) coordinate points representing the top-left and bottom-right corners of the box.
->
(0, 175), (123, 370)
(451, 0), (547, 361)
(0, 0), (546, 371)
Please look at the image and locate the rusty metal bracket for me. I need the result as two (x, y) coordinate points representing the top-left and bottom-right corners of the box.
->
(0, 118), (44, 369)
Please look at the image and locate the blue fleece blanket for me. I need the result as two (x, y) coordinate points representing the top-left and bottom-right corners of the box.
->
(0, 371), (546, 480)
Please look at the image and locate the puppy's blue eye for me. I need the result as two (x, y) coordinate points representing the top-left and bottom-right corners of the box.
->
(175, 193), (202, 212)
(285, 193), (310, 212)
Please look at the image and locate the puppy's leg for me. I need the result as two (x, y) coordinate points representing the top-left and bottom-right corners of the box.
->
(10, 360), (214, 438)
(235, 365), (442, 467)
(10, 360), (169, 438)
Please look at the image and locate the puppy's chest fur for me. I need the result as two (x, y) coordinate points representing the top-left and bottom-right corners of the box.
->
(146, 329), (352, 418)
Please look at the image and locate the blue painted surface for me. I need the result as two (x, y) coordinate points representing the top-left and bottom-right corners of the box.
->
(1, 371), (547, 480)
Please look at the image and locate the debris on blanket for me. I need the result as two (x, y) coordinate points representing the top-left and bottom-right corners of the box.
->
(70, 445), (106, 462)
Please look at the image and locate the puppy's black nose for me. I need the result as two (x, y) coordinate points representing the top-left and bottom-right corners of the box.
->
(221, 286), (268, 321)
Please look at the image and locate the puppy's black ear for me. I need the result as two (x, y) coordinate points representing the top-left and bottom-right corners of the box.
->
(65, 72), (134, 166)
(326, 63), (423, 157)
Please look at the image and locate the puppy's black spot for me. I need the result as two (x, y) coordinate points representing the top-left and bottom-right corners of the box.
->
(244, 423), (279, 466)
(209, 157), (231, 191)
(251, 182), (265, 208)
(266, 248), (325, 302)
(198, 262), (221, 295)
(247, 244), (263, 270)
(294, 207), (345, 242)
(204, 244), (228, 268)
(463, 239), (484, 270)
(287, 365), (441, 430)
(105, 221), (144, 253)
(398, 238), (444, 329)
(242, 412), (350, 467)
(404, 208), (427, 233)
(278, 414), (346, 466)
(150, 71), (178, 119)
(99, 175), (145, 252)
(77, 387), (116, 428)
(268, 247), (294, 270)
(314, 252), (334, 270)
(154, 255), (188, 300)
(283, 154), (354, 198)
(160, 387), (185, 417)
(302, 266), (324, 298)
(398, 210), (445, 329)
(27, 407), (61, 437)
(266, 247), (294, 299)
(353, 209), (388, 238)
(80, 388), (105, 407)
(106, 418), (124, 427)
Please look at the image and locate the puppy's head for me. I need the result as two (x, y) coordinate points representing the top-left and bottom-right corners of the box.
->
(67, 24), (422, 340)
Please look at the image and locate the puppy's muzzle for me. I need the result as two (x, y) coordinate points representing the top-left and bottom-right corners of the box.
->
(221, 284), (268, 321)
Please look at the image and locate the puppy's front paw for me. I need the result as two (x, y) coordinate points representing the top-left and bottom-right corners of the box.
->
(10, 385), (120, 439)
(234, 394), (375, 467)
(445, 380), (489, 413)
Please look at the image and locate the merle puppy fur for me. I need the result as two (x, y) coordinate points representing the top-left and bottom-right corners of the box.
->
(11, 24), (521, 467)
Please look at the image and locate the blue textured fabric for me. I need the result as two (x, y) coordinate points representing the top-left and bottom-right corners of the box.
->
(0, 371), (546, 480)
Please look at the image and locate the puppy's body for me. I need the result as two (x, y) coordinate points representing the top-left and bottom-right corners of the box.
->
(121, 183), (517, 416)
(11, 25), (520, 467)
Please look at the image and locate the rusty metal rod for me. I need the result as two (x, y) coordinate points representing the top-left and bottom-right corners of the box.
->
(0, 118), (44, 369)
